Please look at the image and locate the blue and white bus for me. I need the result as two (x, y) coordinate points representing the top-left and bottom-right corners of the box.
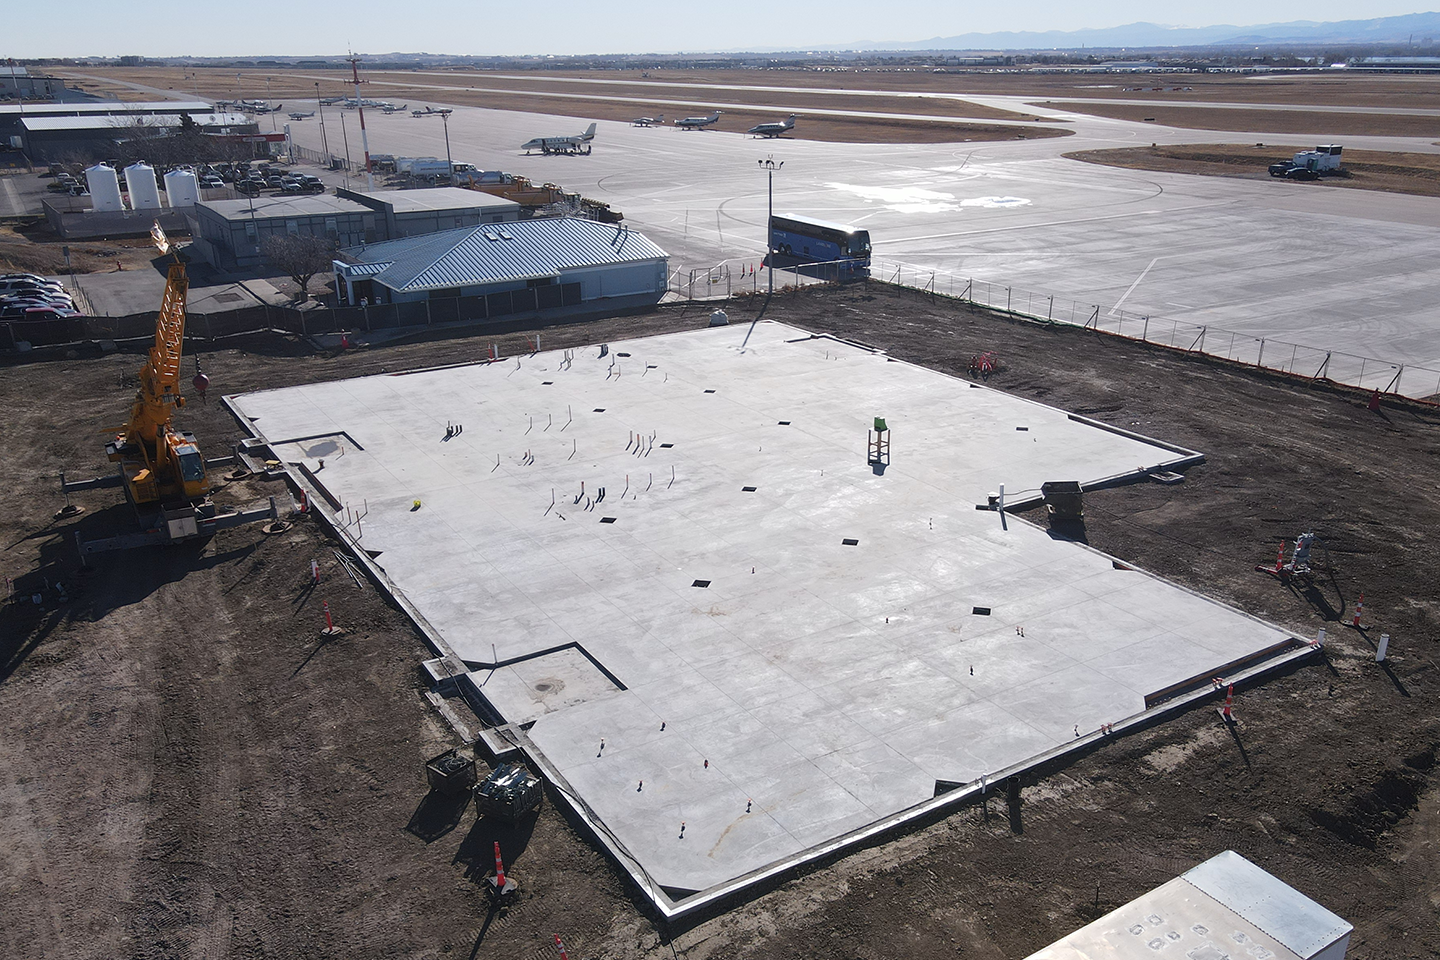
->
(768, 214), (871, 278)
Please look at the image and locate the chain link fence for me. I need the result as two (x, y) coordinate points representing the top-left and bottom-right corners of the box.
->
(664, 255), (1439, 403)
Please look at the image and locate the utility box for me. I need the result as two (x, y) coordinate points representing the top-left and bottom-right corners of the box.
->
(1041, 481), (1084, 522)
(425, 749), (477, 794)
(475, 762), (543, 822)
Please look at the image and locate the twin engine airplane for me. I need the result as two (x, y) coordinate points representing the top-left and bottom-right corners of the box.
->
(521, 122), (598, 155)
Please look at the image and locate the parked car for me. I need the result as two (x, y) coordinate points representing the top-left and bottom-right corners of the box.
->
(235, 181), (261, 197)
(2, 303), (77, 320)
(1, 293), (74, 308)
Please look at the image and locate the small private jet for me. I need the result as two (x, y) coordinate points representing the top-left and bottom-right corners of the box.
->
(631, 114), (664, 127)
(287, 111), (315, 121)
(521, 122), (597, 155)
(748, 114), (796, 138)
(675, 110), (721, 130)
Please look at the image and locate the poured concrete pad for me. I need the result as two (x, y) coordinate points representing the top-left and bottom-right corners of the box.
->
(230, 321), (1298, 896)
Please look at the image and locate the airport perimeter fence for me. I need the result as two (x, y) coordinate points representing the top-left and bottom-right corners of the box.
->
(668, 255), (1440, 403)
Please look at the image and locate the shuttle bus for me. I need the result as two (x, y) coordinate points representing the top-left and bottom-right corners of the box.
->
(768, 214), (871, 277)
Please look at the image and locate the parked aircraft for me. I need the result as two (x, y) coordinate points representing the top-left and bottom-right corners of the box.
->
(380, 103), (408, 114)
(287, 111), (315, 120)
(631, 114), (665, 127)
(676, 111), (721, 130)
(748, 114), (796, 138)
(319, 96), (344, 106)
(521, 122), (597, 155)
(412, 106), (450, 117)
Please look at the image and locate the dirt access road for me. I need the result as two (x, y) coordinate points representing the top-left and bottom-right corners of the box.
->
(1, 285), (1437, 959)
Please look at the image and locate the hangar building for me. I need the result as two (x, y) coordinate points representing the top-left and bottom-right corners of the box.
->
(332, 216), (668, 315)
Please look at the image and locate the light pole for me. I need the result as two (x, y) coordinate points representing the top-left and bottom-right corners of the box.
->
(438, 109), (454, 185)
(339, 111), (352, 189)
(315, 82), (330, 160)
(265, 77), (276, 133)
(758, 156), (783, 296)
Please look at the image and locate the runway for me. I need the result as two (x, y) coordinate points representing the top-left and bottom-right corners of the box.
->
(283, 98), (1440, 385)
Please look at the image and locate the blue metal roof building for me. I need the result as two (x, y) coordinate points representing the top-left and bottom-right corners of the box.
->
(333, 217), (669, 318)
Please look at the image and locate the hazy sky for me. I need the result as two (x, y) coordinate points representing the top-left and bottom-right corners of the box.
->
(8, 2), (1435, 58)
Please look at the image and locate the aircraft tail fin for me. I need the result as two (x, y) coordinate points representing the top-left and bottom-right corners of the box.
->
(583, 123), (597, 139)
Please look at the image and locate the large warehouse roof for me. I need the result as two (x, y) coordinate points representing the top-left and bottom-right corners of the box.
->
(339, 217), (667, 290)
(360, 187), (519, 215)
(21, 113), (251, 132)
(0, 100), (212, 118)
(201, 195), (373, 222)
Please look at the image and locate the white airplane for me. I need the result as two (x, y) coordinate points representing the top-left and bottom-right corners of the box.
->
(319, 96), (344, 106)
(250, 102), (282, 114)
(521, 122), (597, 155)
(412, 106), (450, 117)
(748, 114), (796, 138)
(631, 114), (664, 127)
(675, 110), (721, 130)
(380, 103), (408, 114)
(287, 111), (315, 120)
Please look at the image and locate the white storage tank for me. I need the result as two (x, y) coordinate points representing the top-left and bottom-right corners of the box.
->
(85, 164), (125, 212)
(124, 163), (162, 211)
(163, 168), (200, 208)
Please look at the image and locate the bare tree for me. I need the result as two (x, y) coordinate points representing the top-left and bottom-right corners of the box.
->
(261, 234), (337, 301)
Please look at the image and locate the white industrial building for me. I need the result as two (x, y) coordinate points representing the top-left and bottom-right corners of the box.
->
(332, 217), (668, 316)
(191, 187), (523, 267)
(1027, 850), (1352, 960)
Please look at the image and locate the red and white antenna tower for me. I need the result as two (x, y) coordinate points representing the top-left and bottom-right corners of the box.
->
(347, 54), (374, 192)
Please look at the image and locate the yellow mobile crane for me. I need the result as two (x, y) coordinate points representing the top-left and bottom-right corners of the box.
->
(105, 223), (211, 507)
(63, 223), (280, 555)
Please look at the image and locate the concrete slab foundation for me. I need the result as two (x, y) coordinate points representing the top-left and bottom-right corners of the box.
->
(228, 320), (1308, 913)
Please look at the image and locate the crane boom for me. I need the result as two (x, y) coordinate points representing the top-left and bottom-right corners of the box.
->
(106, 223), (210, 507)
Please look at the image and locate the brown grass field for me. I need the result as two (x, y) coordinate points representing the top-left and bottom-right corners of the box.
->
(1066, 143), (1440, 198)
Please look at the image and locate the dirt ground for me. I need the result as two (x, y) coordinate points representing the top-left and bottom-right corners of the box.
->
(0, 220), (164, 276)
(1, 284), (1438, 959)
(1065, 143), (1440, 199)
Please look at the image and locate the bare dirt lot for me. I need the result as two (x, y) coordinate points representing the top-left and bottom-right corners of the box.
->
(2, 285), (1438, 959)
(1065, 143), (1440, 199)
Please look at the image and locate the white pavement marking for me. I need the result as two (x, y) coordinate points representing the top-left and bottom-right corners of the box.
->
(1110, 257), (1162, 316)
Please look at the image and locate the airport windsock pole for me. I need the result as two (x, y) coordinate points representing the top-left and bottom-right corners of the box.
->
(349, 55), (374, 191)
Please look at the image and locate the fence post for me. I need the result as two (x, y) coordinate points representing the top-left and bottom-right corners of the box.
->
(1141, 316), (1149, 342)
(1256, 338), (1265, 369)
(1358, 358), (1366, 385)
(1006, 287), (1011, 312)
(1047, 295), (1053, 320)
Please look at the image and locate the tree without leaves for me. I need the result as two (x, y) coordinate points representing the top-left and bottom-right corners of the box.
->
(260, 234), (337, 300)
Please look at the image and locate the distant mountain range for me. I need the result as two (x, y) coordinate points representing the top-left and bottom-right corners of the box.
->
(859, 12), (1440, 51)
